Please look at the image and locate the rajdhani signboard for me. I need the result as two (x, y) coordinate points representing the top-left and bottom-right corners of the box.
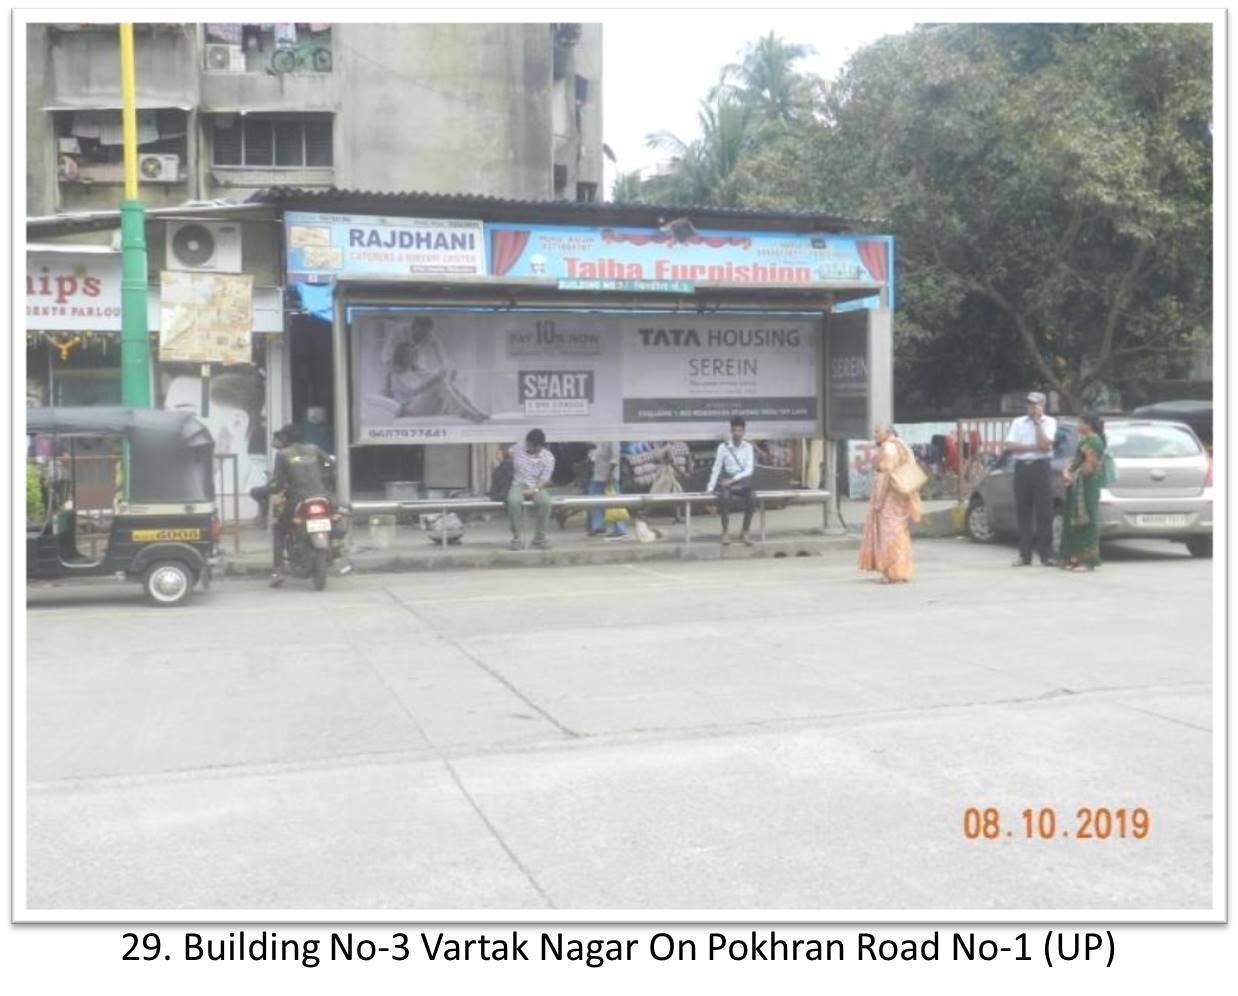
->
(351, 310), (821, 444)
(285, 212), (486, 283)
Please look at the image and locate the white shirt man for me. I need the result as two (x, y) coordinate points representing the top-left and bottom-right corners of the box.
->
(707, 417), (757, 545)
(1004, 391), (1058, 566)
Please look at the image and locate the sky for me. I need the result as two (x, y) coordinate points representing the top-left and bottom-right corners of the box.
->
(601, 11), (923, 194)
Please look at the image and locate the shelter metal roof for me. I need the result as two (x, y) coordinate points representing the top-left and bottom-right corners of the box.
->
(26, 200), (271, 239)
(26, 406), (215, 447)
(246, 186), (890, 234)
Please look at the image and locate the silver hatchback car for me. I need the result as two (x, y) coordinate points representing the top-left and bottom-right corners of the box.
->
(965, 418), (1213, 557)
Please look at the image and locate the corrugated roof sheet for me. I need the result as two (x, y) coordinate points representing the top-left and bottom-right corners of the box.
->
(246, 186), (890, 233)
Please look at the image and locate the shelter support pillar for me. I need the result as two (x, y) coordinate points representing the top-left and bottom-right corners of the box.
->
(332, 289), (351, 508)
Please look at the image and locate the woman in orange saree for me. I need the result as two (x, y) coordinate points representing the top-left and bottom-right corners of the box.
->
(858, 424), (924, 583)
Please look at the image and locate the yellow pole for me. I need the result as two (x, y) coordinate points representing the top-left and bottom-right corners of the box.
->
(119, 23), (138, 199)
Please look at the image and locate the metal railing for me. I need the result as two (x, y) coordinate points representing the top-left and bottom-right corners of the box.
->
(213, 453), (242, 554)
(352, 489), (834, 548)
(955, 418), (1014, 503)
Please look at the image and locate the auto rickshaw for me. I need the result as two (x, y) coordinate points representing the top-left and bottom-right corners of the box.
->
(26, 407), (221, 607)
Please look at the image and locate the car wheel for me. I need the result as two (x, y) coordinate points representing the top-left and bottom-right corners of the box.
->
(1186, 537), (1212, 558)
(144, 560), (194, 608)
(966, 500), (995, 543)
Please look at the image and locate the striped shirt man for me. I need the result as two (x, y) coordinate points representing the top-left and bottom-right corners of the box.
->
(512, 441), (556, 489)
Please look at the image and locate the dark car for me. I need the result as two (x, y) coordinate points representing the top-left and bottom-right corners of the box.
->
(965, 418), (1213, 557)
(1131, 400), (1212, 449)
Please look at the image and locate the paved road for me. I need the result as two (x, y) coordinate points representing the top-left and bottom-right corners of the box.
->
(25, 538), (1214, 912)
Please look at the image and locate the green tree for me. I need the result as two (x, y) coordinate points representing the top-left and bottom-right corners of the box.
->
(645, 94), (758, 206)
(744, 23), (1212, 410)
(610, 170), (645, 203)
(714, 31), (818, 126)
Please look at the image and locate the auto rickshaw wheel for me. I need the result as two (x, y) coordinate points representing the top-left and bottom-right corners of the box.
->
(144, 560), (194, 607)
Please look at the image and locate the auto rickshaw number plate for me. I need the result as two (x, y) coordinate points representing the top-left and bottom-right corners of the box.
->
(132, 528), (202, 542)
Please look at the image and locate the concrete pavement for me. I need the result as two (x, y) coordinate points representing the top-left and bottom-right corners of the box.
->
(24, 537), (1214, 912)
(214, 498), (959, 576)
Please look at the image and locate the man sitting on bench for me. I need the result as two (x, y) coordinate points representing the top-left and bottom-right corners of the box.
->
(507, 428), (555, 551)
(707, 416), (756, 546)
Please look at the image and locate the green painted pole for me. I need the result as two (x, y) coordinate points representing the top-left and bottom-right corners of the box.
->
(119, 199), (151, 407)
(119, 23), (151, 408)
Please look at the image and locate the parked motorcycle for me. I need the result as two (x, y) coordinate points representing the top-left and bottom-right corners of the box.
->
(274, 493), (349, 590)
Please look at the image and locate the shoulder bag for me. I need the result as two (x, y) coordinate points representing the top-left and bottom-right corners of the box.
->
(889, 446), (928, 496)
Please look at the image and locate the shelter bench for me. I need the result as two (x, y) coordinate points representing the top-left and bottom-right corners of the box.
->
(351, 489), (833, 548)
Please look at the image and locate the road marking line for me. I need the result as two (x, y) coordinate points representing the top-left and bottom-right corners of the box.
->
(621, 563), (692, 583)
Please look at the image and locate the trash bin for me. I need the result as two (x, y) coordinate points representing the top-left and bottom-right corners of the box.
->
(368, 514), (397, 550)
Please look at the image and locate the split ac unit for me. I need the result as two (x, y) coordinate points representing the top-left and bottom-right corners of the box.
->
(205, 43), (243, 72)
(166, 220), (243, 273)
(139, 153), (180, 182)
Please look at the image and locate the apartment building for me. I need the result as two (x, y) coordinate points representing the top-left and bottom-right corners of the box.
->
(26, 21), (603, 513)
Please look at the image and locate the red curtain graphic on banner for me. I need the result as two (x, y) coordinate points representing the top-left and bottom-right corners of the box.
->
(856, 240), (888, 283)
(490, 230), (531, 276)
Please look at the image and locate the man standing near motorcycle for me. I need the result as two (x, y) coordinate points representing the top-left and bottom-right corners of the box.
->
(260, 424), (334, 586)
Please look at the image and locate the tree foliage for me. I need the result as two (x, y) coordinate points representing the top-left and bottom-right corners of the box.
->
(637, 33), (816, 206)
(644, 94), (760, 206)
(713, 31), (818, 127)
(744, 23), (1213, 411)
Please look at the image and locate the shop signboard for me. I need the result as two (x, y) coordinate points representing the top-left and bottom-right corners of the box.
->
(26, 250), (123, 331)
(351, 310), (820, 444)
(285, 212), (486, 284)
(27, 248), (282, 334)
(158, 271), (254, 364)
(489, 223), (893, 290)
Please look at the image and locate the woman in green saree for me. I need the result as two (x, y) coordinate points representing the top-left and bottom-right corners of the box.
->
(1059, 414), (1107, 571)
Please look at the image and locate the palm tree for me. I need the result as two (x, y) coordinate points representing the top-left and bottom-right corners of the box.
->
(715, 31), (817, 125)
(645, 94), (757, 206)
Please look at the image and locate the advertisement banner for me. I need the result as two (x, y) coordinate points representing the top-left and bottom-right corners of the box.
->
(352, 311), (820, 443)
(26, 251), (122, 331)
(159, 271), (254, 364)
(826, 311), (871, 441)
(285, 212), (486, 283)
(488, 223), (892, 289)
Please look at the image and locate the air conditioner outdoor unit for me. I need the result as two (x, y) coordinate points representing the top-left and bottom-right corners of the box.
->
(139, 153), (180, 182)
(166, 220), (243, 273)
(205, 43), (243, 71)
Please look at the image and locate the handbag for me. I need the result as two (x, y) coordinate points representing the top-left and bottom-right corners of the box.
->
(890, 456), (928, 496)
(602, 483), (630, 524)
(1100, 451), (1119, 487)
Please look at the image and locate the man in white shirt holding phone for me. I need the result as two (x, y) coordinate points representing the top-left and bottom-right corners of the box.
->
(1004, 391), (1058, 566)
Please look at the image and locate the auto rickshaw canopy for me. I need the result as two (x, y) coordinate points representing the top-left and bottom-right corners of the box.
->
(26, 407), (216, 504)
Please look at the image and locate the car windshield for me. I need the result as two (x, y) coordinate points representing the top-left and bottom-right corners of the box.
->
(1107, 424), (1201, 458)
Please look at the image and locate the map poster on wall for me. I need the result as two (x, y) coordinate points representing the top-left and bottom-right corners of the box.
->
(159, 271), (254, 365)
